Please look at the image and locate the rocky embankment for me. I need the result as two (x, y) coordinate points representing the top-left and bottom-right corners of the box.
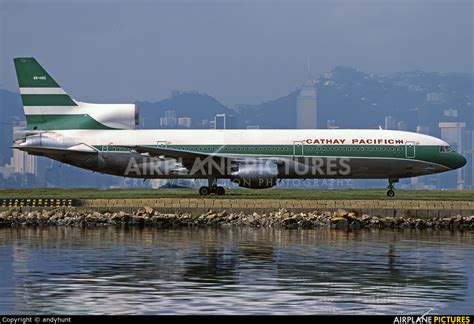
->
(0, 207), (473, 230)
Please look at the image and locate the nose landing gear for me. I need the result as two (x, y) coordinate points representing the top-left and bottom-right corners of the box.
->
(386, 178), (399, 197)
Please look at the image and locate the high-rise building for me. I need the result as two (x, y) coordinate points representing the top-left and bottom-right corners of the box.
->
(214, 114), (238, 129)
(226, 115), (238, 129)
(165, 110), (176, 118)
(215, 114), (225, 129)
(12, 148), (37, 174)
(439, 122), (466, 189)
(443, 109), (458, 118)
(396, 121), (408, 131)
(465, 130), (474, 190)
(160, 110), (177, 127)
(11, 126), (37, 175)
(426, 92), (445, 103)
(297, 74), (317, 129)
(327, 120), (338, 129)
(469, 131), (474, 190)
(384, 116), (396, 130)
(178, 117), (192, 128)
(416, 125), (430, 135)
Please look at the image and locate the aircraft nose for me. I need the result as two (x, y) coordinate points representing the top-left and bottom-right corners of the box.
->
(450, 153), (467, 170)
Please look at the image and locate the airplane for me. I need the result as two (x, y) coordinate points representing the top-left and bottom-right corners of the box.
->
(11, 57), (466, 197)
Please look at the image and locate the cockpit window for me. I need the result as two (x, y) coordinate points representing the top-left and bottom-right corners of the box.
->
(440, 146), (454, 153)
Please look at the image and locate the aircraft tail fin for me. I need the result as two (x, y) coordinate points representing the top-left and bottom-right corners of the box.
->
(13, 57), (138, 131)
(13, 57), (77, 130)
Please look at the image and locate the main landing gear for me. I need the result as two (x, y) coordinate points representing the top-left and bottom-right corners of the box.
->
(386, 178), (399, 197)
(199, 178), (226, 196)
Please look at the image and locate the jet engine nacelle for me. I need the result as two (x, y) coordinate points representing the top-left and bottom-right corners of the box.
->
(76, 102), (139, 130)
(231, 162), (278, 189)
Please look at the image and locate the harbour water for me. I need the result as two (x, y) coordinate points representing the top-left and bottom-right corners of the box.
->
(0, 227), (472, 315)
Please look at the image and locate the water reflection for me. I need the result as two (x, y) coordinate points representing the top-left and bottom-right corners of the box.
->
(0, 227), (472, 314)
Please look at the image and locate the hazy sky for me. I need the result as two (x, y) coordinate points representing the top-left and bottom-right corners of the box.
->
(1, 0), (472, 105)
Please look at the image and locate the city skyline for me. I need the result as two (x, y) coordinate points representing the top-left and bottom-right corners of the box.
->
(1, 0), (472, 105)
(0, 61), (472, 189)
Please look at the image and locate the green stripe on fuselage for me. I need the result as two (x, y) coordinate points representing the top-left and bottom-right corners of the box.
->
(21, 94), (77, 106)
(93, 143), (454, 167)
(25, 114), (117, 130)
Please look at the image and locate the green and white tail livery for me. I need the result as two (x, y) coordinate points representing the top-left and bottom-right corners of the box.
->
(14, 57), (138, 130)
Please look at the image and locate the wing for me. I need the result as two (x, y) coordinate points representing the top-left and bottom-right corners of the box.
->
(124, 145), (235, 172)
(12, 145), (99, 168)
(125, 145), (291, 177)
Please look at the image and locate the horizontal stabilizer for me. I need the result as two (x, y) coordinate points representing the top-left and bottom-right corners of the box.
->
(12, 145), (98, 157)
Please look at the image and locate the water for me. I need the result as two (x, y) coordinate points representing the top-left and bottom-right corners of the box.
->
(0, 227), (472, 315)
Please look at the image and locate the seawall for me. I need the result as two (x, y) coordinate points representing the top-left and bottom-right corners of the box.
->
(82, 198), (473, 217)
(0, 198), (473, 230)
(1, 198), (473, 217)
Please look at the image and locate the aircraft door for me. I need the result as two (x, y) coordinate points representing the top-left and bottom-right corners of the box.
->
(156, 141), (168, 148)
(101, 142), (113, 159)
(293, 141), (304, 158)
(405, 141), (416, 158)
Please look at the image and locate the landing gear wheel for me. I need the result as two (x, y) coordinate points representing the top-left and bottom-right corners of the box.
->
(386, 178), (398, 198)
(215, 186), (225, 196)
(199, 186), (211, 196)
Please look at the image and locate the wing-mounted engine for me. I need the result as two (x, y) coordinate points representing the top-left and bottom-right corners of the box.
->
(231, 161), (279, 189)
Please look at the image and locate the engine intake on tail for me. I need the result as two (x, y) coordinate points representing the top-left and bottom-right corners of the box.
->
(75, 102), (139, 129)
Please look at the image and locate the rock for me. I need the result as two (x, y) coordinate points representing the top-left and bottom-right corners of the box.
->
(218, 210), (228, 217)
(335, 209), (348, 217)
(46, 210), (53, 217)
(144, 206), (154, 214)
(0, 207), (472, 230)
(207, 213), (217, 220)
(330, 216), (346, 222)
